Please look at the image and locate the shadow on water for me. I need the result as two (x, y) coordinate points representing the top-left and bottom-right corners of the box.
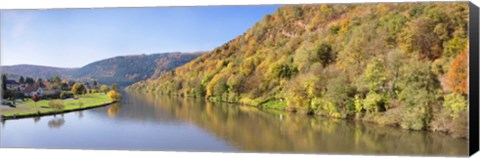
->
(122, 92), (468, 156)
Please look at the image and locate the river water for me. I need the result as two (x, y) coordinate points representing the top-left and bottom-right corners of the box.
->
(0, 92), (469, 156)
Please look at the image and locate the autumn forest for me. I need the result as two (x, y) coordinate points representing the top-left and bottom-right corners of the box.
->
(127, 2), (470, 138)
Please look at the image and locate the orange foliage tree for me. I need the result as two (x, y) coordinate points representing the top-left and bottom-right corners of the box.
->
(447, 50), (468, 94)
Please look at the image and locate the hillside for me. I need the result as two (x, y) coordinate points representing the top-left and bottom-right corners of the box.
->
(127, 2), (469, 138)
(2, 52), (203, 86)
(1, 64), (77, 80)
(72, 52), (203, 86)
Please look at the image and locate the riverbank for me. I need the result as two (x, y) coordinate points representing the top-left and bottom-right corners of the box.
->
(202, 96), (468, 139)
(0, 93), (115, 120)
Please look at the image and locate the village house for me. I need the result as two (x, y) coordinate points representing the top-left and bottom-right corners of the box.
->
(5, 80), (19, 90)
(21, 83), (42, 97)
(5, 79), (68, 98)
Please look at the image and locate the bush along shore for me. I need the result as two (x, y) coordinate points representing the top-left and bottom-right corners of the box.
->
(1, 93), (117, 120)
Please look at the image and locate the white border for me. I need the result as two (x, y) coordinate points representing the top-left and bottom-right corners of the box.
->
(0, 0), (479, 158)
(0, 0), (477, 9)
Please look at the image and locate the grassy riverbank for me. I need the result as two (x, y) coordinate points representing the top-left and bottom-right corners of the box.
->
(1, 93), (114, 120)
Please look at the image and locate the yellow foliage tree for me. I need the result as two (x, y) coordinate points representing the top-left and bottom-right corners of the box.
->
(108, 90), (122, 102)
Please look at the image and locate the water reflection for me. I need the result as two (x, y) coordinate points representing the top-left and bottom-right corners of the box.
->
(107, 103), (122, 118)
(47, 117), (65, 129)
(77, 111), (84, 119)
(127, 93), (468, 156)
(0, 92), (469, 156)
(33, 117), (41, 124)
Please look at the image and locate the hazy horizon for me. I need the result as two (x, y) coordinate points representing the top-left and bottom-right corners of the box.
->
(0, 51), (207, 68)
(0, 5), (280, 68)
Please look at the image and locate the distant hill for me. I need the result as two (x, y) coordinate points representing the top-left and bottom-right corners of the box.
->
(1, 64), (77, 80)
(1, 52), (203, 86)
(71, 52), (203, 86)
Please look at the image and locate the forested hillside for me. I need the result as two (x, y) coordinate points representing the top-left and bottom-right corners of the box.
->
(1, 64), (77, 80)
(127, 3), (469, 138)
(72, 52), (203, 86)
(2, 52), (203, 86)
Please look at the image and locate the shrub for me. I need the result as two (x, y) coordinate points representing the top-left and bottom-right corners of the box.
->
(363, 92), (384, 113)
(59, 91), (73, 99)
(450, 110), (468, 138)
(60, 92), (66, 99)
(400, 105), (426, 130)
(48, 99), (65, 111)
(100, 85), (110, 94)
(108, 90), (122, 102)
(443, 93), (467, 118)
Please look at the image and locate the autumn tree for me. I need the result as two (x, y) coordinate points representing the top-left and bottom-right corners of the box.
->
(32, 94), (41, 107)
(108, 90), (122, 102)
(447, 50), (468, 94)
(398, 16), (448, 60)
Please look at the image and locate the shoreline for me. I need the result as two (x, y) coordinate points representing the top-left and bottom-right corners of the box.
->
(134, 91), (467, 140)
(1, 93), (116, 121)
(1, 101), (116, 120)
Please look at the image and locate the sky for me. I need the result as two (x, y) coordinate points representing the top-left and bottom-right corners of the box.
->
(0, 5), (280, 68)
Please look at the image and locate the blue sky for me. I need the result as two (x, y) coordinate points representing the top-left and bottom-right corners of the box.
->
(0, 5), (280, 68)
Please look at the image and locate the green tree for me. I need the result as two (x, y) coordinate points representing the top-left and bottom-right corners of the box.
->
(1, 75), (6, 99)
(61, 83), (70, 91)
(364, 58), (387, 93)
(213, 77), (228, 99)
(49, 76), (61, 83)
(48, 83), (61, 91)
(227, 74), (245, 94)
(443, 92), (467, 118)
(71, 83), (86, 97)
(100, 85), (110, 94)
(271, 64), (298, 79)
(37, 78), (45, 87)
(111, 83), (119, 91)
(324, 74), (356, 117)
(363, 92), (385, 113)
(443, 35), (467, 58)
(19, 76), (25, 84)
(25, 77), (35, 85)
(92, 80), (98, 88)
(398, 59), (440, 130)
(195, 84), (206, 97)
(315, 43), (335, 67)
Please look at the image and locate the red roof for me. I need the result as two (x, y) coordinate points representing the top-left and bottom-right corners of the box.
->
(22, 84), (39, 93)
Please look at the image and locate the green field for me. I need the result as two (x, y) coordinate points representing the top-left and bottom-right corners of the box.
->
(1, 93), (113, 119)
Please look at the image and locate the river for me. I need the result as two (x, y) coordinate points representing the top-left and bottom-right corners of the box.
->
(0, 92), (469, 156)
